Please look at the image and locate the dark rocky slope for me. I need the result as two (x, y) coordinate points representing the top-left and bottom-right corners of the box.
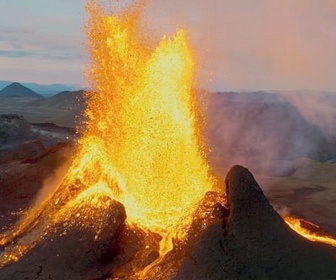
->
(141, 166), (336, 279)
(2, 165), (335, 279)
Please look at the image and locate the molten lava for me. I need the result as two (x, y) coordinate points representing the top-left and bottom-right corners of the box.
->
(284, 216), (336, 248)
(82, 0), (214, 234)
(0, 0), (215, 266)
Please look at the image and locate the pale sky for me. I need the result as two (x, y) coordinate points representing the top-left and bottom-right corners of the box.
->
(1, 0), (336, 91)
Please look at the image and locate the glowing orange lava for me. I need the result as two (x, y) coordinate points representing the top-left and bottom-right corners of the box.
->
(285, 216), (336, 248)
(0, 0), (214, 266)
(82, 0), (214, 234)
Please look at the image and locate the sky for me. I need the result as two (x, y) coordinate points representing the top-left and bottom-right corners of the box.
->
(0, 0), (336, 91)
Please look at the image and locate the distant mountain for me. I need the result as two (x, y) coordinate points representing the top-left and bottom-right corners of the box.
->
(30, 90), (87, 127)
(0, 83), (43, 98)
(0, 81), (78, 96)
(33, 90), (85, 109)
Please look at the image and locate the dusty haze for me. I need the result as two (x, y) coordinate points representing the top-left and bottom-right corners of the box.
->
(143, 0), (336, 91)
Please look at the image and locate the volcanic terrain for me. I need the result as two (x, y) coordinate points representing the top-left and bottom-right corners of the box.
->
(0, 89), (336, 279)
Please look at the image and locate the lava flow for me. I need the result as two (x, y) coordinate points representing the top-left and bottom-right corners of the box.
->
(284, 216), (336, 248)
(0, 0), (215, 266)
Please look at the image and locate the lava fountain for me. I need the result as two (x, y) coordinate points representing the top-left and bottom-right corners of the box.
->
(83, 0), (214, 234)
(0, 0), (215, 266)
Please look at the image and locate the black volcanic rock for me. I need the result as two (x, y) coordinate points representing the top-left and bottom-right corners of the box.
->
(0, 143), (72, 229)
(0, 83), (43, 98)
(1, 166), (336, 279)
(173, 166), (336, 280)
(0, 196), (126, 280)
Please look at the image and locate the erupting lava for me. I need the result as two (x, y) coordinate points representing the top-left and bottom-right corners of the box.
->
(0, 0), (215, 266)
(1, 0), (336, 273)
(82, 0), (214, 234)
